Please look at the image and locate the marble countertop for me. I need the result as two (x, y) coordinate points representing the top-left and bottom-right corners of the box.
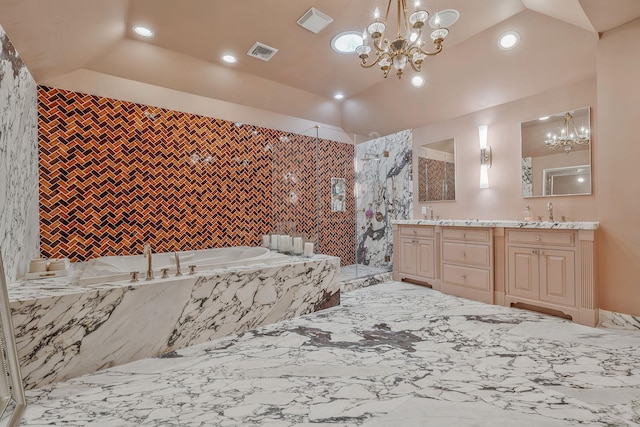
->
(8, 254), (338, 302)
(393, 219), (599, 230)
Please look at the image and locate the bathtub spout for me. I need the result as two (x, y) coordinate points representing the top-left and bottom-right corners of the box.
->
(143, 243), (154, 280)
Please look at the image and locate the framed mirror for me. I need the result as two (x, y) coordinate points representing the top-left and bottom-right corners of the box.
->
(417, 138), (456, 202)
(0, 252), (25, 426)
(521, 107), (591, 197)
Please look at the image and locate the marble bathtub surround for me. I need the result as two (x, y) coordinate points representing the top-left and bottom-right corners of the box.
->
(9, 255), (340, 389)
(19, 282), (640, 426)
(0, 25), (39, 282)
(355, 130), (413, 268)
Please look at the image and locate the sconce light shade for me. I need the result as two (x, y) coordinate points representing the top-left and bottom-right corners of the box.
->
(479, 125), (488, 149)
(480, 163), (490, 188)
(478, 125), (491, 188)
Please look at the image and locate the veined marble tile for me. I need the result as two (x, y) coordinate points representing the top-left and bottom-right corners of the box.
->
(394, 218), (599, 230)
(599, 309), (640, 331)
(0, 25), (39, 282)
(19, 282), (640, 426)
(355, 130), (412, 269)
(10, 255), (340, 389)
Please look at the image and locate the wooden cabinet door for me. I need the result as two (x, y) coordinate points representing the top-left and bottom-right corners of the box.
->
(507, 246), (539, 300)
(398, 238), (417, 275)
(416, 239), (435, 279)
(539, 249), (575, 306)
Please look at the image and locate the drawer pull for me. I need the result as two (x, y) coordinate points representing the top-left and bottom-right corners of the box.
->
(538, 249), (544, 255)
(536, 235), (541, 241)
(460, 251), (466, 257)
(462, 232), (466, 239)
(461, 274), (466, 280)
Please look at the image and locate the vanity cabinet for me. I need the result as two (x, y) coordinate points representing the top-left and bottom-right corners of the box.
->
(504, 229), (596, 326)
(440, 227), (494, 304)
(395, 225), (436, 283)
(393, 221), (598, 327)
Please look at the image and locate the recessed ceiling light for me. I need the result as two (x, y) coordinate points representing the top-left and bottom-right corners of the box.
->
(222, 54), (237, 64)
(331, 31), (363, 54)
(429, 9), (460, 29)
(498, 31), (520, 50)
(133, 26), (154, 38)
(411, 75), (425, 87)
(538, 116), (550, 121)
(334, 93), (345, 100)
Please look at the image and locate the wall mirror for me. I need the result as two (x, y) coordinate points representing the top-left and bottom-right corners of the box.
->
(0, 252), (25, 427)
(417, 138), (456, 202)
(521, 107), (591, 197)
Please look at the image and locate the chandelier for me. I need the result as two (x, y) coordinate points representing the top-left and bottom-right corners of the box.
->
(355, 0), (457, 79)
(544, 112), (590, 153)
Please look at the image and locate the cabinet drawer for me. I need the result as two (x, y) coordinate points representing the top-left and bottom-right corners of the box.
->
(507, 230), (574, 247)
(442, 242), (490, 267)
(442, 228), (490, 243)
(399, 226), (434, 238)
(442, 264), (491, 291)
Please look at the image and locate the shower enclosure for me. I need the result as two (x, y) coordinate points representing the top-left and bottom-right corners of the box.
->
(270, 127), (413, 282)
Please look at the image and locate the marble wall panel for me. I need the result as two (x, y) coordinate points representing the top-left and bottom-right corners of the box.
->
(354, 130), (412, 268)
(0, 25), (39, 281)
(522, 156), (533, 197)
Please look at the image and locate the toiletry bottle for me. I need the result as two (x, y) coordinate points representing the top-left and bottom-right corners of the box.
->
(524, 205), (533, 221)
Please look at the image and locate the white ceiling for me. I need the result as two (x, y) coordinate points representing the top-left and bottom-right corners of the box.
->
(1, 0), (639, 139)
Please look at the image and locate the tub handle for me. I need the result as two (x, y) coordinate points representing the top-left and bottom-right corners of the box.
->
(130, 271), (139, 282)
(161, 268), (169, 279)
(188, 265), (196, 275)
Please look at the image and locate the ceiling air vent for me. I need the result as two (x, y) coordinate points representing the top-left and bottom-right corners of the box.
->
(297, 7), (333, 33)
(246, 42), (279, 61)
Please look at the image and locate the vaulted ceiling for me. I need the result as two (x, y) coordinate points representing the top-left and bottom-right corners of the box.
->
(1, 0), (640, 139)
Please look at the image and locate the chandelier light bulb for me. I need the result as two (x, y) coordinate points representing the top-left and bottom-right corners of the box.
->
(374, 7), (380, 19)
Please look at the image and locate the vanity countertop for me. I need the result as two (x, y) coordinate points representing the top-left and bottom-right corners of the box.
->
(393, 219), (599, 230)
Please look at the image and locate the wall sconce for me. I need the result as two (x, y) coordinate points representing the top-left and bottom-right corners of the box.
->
(479, 125), (491, 188)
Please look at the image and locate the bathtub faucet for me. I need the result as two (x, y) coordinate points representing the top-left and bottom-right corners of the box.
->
(143, 243), (154, 280)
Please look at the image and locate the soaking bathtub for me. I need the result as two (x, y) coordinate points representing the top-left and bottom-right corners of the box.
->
(78, 246), (289, 285)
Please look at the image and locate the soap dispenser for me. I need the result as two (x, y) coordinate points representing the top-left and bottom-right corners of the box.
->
(524, 205), (533, 221)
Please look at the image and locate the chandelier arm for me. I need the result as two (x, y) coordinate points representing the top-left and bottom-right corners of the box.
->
(360, 53), (385, 69)
(401, 0), (411, 34)
(408, 59), (421, 73)
(384, 0), (393, 25)
(416, 43), (443, 56)
(371, 38), (388, 55)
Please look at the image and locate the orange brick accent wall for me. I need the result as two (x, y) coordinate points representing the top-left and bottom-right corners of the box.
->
(38, 87), (355, 264)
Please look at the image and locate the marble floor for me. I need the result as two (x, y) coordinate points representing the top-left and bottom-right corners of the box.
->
(21, 282), (640, 426)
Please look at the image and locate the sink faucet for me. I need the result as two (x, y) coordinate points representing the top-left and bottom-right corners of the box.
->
(143, 243), (154, 280)
(547, 202), (553, 221)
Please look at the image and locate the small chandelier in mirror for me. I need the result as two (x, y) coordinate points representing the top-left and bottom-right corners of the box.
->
(355, 1), (459, 79)
(544, 112), (590, 153)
